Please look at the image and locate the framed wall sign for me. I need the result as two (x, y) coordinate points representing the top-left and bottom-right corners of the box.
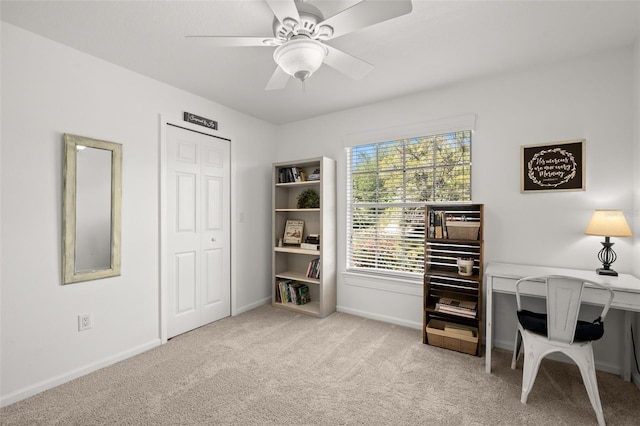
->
(521, 139), (585, 193)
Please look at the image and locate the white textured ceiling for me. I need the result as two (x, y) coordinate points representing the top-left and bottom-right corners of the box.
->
(2, 0), (639, 125)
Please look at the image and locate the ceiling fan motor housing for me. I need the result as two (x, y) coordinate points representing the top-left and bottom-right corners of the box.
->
(272, 3), (333, 42)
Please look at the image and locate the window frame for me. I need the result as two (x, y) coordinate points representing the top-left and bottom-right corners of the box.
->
(344, 116), (475, 280)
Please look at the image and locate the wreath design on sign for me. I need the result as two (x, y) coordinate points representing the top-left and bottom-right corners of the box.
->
(527, 147), (577, 187)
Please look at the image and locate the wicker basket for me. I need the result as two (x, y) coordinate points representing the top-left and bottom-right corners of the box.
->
(446, 221), (480, 240)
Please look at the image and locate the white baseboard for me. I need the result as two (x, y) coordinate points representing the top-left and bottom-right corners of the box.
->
(235, 297), (271, 316)
(336, 305), (422, 330)
(1, 339), (161, 408)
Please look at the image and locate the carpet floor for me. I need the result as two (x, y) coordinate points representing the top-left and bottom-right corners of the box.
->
(2, 305), (639, 425)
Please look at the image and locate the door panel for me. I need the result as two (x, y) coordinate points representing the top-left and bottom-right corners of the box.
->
(175, 251), (197, 314)
(176, 173), (197, 232)
(204, 145), (225, 168)
(204, 248), (223, 305)
(177, 141), (197, 163)
(205, 176), (223, 230)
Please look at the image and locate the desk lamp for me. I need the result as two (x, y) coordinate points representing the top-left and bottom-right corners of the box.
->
(585, 210), (633, 276)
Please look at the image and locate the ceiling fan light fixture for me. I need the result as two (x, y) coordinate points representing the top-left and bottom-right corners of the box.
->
(273, 38), (328, 82)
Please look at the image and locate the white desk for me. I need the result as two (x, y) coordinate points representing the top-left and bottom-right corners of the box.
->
(485, 262), (640, 381)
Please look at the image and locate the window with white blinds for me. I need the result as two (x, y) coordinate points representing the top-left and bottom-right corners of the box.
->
(346, 130), (472, 278)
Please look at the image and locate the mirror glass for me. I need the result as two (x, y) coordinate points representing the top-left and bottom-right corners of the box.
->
(75, 146), (113, 271)
(63, 134), (122, 284)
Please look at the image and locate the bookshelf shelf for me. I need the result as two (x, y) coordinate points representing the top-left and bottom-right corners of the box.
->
(275, 271), (320, 285)
(272, 157), (336, 318)
(423, 267), (481, 280)
(273, 301), (321, 316)
(424, 305), (478, 320)
(275, 180), (320, 187)
(275, 208), (321, 212)
(423, 204), (484, 356)
(274, 247), (321, 255)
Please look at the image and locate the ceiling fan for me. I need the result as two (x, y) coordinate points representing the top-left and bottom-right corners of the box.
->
(187, 0), (413, 90)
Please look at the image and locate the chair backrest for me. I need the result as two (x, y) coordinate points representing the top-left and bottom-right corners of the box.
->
(515, 275), (614, 344)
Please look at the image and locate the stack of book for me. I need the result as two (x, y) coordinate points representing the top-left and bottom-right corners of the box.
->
(275, 280), (310, 305)
(435, 297), (477, 318)
(306, 258), (320, 279)
(278, 167), (307, 183)
(291, 283), (310, 305)
(301, 234), (320, 250)
(428, 210), (448, 239)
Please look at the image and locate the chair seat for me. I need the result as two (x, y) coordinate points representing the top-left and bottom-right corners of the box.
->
(517, 310), (605, 342)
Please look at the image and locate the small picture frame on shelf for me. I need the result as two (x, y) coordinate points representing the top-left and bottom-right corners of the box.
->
(283, 219), (304, 244)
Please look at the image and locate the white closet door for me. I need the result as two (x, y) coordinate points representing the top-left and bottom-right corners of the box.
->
(166, 125), (230, 338)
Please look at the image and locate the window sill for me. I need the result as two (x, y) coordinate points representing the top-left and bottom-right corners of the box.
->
(342, 271), (422, 296)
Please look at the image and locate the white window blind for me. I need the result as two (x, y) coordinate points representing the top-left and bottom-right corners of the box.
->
(346, 130), (472, 278)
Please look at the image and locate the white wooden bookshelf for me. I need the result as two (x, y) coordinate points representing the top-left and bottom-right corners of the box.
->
(272, 157), (336, 318)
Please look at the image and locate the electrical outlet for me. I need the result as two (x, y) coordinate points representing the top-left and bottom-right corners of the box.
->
(78, 313), (92, 331)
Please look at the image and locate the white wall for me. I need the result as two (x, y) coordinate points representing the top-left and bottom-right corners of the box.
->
(0, 23), (277, 405)
(277, 47), (637, 374)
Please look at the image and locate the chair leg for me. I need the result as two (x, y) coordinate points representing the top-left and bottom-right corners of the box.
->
(569, 346), (606, 426)
(520, 337), (542, 404)
(511, 329), (522, 369)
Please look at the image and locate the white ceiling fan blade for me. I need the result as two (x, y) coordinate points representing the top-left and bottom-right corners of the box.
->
(265, 0), (300, 25)
(265, 66), (290, 90)
(185, 36), (273, 47)
(323, 45), (374, 80)
(319, 0), (413, 40)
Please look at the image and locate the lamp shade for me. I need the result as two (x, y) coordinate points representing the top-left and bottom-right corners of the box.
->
(273, 38), (328, 82)
(585, 210), (633, 237)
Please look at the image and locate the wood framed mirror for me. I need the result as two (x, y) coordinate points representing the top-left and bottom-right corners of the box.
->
(63, 134), (122, 284)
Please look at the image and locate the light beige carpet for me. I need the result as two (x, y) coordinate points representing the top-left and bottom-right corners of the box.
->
(2, 305), (639, 425)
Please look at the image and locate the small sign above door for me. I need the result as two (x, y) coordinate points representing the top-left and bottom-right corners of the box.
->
(183, 112), (218, 131)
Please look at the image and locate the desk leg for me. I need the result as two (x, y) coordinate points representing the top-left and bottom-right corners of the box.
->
(623, 311), (632, 382)
(485, 278), (493, 373)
